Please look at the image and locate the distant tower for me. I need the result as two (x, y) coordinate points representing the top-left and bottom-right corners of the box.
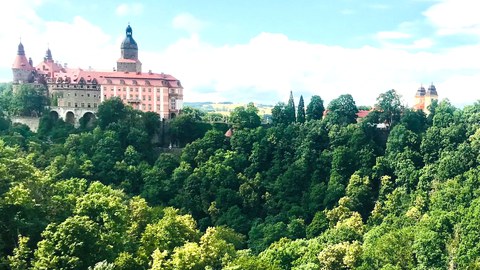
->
(44, 48), (53, 62)
(424, 84), (438, 112)
(12, 42), (34, 83)
(414, 83), (438, 114)
(117, 24), (142, 73)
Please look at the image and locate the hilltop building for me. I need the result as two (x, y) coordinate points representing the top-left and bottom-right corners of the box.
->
(12, 24), (183, 124)
(414, 84), (438, 114)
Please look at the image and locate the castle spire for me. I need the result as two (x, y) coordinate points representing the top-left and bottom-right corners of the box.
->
(17, 42), (25, 55)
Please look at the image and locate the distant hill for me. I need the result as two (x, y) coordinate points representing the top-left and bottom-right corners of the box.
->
(184, 101), (274, 116)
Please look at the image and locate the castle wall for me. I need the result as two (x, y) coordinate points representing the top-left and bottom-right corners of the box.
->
(49, 84), (101, 109)
(11, 116), (40, 132)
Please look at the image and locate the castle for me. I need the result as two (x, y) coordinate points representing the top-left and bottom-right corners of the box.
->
(413, 84), (438, 114)
(12, 24), (183, 124)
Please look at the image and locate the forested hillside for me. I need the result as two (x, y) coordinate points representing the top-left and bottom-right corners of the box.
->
(1, 83), (480, 269)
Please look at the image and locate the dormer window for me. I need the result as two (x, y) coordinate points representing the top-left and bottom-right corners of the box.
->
(132, 80), (138, 85)
(120, 79), (125, 85)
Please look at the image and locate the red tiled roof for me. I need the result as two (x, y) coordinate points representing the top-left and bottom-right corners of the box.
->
(50, 68), (181, 87)
(12, 55), (34, 70)
(356, 110), (371, 118)
(36, 60), (64, 77)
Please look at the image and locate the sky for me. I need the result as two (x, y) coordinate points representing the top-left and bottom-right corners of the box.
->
(1, 0), (480, 107)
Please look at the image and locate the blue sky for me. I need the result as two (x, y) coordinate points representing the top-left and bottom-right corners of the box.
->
(1, 0), (480, 106)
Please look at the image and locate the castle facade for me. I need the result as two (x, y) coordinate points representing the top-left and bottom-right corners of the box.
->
(12, 25), (183, 123)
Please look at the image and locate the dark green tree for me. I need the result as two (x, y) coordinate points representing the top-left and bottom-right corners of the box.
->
(287, 91), (296, 123)
(229, 103), (261, 130)
(96, 97), (127, 129)
(325, 94), (358, 126)
(297, 95), (306, 123)
(306, 95), (325, 121)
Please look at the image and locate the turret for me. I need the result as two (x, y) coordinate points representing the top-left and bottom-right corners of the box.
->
(12, 42), (34, 83)
(424, 83), (438, 113)
(117, 24), (142, 73)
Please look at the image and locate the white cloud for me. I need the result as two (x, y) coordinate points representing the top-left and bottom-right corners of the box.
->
(172, 13), (207, 34)
(116, 3), (144, 17)
(141, 32), (480, 106)
(424, 0), (480, 36)
(0, 1), (117, 75)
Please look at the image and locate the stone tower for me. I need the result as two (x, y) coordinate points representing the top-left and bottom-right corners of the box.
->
(12, 42), (34, 83)
(414, 83), (438, 114)
(117, 24), (142, 73)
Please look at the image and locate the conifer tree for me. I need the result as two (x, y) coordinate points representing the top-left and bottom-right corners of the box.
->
(286, 91), (296, 123)
(297, 95), (306, 123)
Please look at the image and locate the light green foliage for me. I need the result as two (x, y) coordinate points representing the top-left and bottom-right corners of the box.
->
(140, 207), (200, 256)
(375, 89), (403, 126)
(317, 241), (362, 270)
(7, 235), (31, 270)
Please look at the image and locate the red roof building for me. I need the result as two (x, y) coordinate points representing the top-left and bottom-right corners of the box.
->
(13, 25), (183, 120)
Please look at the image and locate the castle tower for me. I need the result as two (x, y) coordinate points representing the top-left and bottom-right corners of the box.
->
(413, 85), (426, 111)
(12, 42), (34, 83)
(424, 83), (438, 113)
(117, 24), (142, 73)
(414, 83), (438, 114)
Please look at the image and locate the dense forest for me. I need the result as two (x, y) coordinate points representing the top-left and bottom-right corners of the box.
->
(1, 82), (480, 269)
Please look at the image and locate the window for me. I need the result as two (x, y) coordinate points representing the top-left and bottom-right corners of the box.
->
(170, 98), (176, 110)
(142, 96), (145, 101)
(157, 105), (161, 110)
(68, 102), (71, 107)
(142, 104), (145, 110)
(93, 95), (96, 98)
(87, 103), (91, 108)
(148, 96), (151, 101)
(157, 97), (160, 101)
(94, 103), (97, 108)
(148, 104), (152, 110)
(75, 103), (78, 107)
(81, 103), (84, 107)
(75, 93), (77, 96)
(148, 88), (151, 92)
